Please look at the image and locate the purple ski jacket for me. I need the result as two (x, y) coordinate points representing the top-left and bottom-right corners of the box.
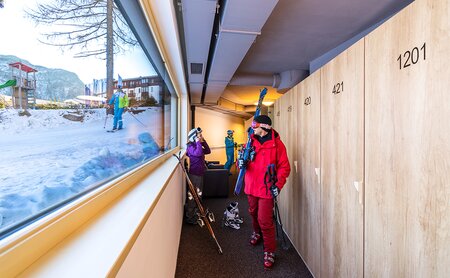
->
(186, 140), (211, 176)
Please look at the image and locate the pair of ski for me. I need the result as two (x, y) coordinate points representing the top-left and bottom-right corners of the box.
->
(106, 128), (123, 133)
(234, 87), (267, 195)
(173, 152), (223, 254)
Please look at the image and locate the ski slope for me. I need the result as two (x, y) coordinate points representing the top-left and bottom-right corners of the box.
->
(0, 107), (165, 229)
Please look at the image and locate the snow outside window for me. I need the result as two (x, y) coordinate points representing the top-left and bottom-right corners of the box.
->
(0, 0), (178, 239)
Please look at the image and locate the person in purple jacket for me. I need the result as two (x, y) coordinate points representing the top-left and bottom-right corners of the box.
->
(185, 127), (211, 224)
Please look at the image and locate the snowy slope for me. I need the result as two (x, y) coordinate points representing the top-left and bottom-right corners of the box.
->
(0, 108), (163, 230)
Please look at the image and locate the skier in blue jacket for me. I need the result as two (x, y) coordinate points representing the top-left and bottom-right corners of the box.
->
(224, 130), (236, 171)
(108, 87), (129, 131)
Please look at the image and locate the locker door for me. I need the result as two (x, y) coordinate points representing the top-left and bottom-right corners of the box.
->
(320, 39), (364, 278)
(277, 89), (298, 235)
(364, 0), (450, 276)
(295, 71), (321, 276)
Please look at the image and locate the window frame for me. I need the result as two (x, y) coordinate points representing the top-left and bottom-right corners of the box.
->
(0, 1), (182, 275)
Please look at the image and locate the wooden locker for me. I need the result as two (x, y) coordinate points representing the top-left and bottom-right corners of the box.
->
(320, 39), (364, 278)
(364, 0), (450, 277)
(273, 98), (281, 131)
(294, 71), (321, 277)
(276, 88), (298, 237)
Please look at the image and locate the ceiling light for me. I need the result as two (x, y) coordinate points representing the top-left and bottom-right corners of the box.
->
(254, 100), (274, 106)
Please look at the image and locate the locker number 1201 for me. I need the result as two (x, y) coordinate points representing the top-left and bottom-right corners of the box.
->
(397, 42), (426, 70)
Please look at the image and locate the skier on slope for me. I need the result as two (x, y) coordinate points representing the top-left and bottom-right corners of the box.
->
(108, 85), (129, 131)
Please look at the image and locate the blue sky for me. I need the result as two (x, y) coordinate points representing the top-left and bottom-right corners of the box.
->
(0, 0), (156, 84)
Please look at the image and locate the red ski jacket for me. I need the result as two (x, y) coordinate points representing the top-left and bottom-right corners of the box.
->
(243, 129), (291, 199)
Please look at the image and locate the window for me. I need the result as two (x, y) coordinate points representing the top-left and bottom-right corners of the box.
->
(0, 0), (178, 239)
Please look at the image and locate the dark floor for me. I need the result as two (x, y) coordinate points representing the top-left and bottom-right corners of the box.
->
(175, 167), (313, 278)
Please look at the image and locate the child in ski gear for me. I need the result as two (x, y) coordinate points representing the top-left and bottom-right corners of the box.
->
(240, 115), (291, 269)
(185, 127), (211, 224)
(108, 87), (129, 130)
(224, 130), (235, 171)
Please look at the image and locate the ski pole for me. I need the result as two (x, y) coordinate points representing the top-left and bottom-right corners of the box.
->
(273, 197), (289, 250)
(127, 109), (147, 127)
(165, 137), (174, 151)
(103, 108), (109, 129)
(265, 164), (290, 250)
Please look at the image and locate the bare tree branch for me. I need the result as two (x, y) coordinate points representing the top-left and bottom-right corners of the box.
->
(25, 0), (139, 98)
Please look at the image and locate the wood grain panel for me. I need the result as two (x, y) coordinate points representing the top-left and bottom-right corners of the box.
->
(294, 71), (321, 277)
(276, 88), (298, 239)
(320, 39), (364, 278)
(364, 0), (450, 277)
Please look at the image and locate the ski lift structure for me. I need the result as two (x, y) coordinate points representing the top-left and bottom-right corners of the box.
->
(8, 62), (38, 110)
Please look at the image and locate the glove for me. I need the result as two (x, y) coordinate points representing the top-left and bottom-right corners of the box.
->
(237, 158), (247, 169)
(270, 185), (279, 198)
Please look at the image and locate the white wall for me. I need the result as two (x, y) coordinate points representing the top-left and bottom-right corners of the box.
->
(117, 167), (184, 278)
(194, 107), (245, 164)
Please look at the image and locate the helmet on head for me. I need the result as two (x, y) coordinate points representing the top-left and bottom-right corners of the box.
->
(252, 115), (272, 131)
(227, 130), (234, 135)
(188, 127), (202, 142)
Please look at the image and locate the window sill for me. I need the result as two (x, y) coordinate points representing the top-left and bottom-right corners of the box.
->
(0, 150), (182, 277)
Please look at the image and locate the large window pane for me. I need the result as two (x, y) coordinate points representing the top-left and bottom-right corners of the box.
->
(0, 0), (178, 238)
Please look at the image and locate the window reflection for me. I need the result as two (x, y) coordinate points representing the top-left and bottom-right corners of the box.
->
(0, 0), (178, 238)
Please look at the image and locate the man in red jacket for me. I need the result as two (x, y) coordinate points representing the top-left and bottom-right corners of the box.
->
(240, 115), (291, 269)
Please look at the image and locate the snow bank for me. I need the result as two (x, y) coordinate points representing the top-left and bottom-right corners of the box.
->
(0, 107), (163, 232)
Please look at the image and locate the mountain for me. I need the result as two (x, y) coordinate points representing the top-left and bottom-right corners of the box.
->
(0, 55), (84, 101)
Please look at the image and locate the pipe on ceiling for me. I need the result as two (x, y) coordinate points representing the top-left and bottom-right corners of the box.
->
(228, 69), (308, 93)
(229, 73), (275, 87)
(204, 0), (279, 103)
(277, 69), (309, 93)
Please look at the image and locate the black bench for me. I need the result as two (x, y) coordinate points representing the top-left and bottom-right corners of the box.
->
(203, 163), (229, 198)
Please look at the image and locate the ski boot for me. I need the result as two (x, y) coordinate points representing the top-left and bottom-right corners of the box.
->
(222, 202), (243, 229)
(187, 187), (202, 201)
(226, 201), (244, 224)
(264, 252), (275, 269)
(249, 232), (262, 246)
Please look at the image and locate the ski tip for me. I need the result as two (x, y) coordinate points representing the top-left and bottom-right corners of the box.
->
(107, 128), (124, 132)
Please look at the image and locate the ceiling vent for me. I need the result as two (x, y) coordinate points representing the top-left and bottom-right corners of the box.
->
(190, 63), (203, 74)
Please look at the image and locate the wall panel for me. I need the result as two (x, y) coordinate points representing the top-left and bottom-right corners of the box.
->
(364, 0), (450, 276)
(294, 71), (321, 276)
(195, 107), (245, 164)
(320, 39), (364, 278)
(275, 88), (298, 237)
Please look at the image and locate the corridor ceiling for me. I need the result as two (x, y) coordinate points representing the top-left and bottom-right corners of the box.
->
(178, 0), (412, 117)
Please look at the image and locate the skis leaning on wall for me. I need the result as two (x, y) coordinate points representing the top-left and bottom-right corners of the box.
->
(233, 87), (268, 195)
(173, 152), (223, 254)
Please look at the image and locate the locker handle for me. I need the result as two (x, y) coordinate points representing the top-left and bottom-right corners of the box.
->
(354, 181), (364, 206)
(315, 167), (320, 184)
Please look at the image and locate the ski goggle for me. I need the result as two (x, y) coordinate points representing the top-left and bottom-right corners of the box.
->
(251, 121), (271, 130)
